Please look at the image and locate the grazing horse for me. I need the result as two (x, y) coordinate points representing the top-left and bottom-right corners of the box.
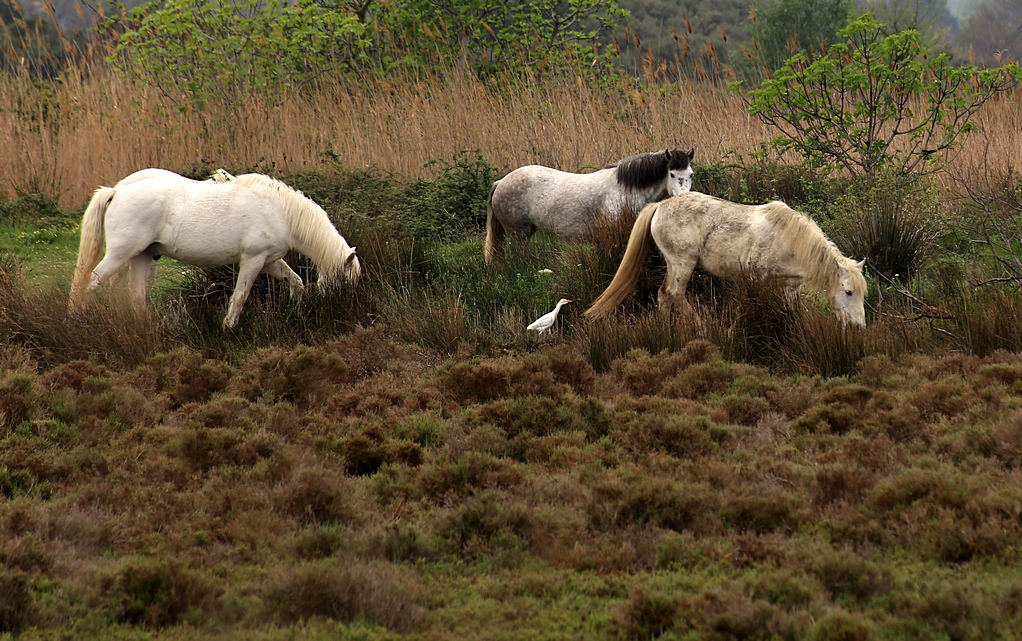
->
(485, 148), (695, 263)
(585, 191), (867, 327)
(70, 172), (360, 328)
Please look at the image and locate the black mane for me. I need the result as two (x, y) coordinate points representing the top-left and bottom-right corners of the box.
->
(611, 148), (693, 190)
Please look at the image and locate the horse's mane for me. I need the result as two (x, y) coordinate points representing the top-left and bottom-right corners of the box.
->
(611, 149), (692, 191)
(233, 173), (352, 275)
(762, 201), (860, 294)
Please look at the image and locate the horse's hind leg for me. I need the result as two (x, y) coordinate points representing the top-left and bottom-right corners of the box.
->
(262, 259), (305, 298)
(127, 255), (157, 311)
(84, 251), (137, 300)
(659, 255), (698, 316)
(224, 256), (267, 328)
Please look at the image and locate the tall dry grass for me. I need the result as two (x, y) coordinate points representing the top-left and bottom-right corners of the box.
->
(0, 69), (764, 209)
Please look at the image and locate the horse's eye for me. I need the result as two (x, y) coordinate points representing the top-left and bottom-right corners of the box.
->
(845, 290), (853, 296)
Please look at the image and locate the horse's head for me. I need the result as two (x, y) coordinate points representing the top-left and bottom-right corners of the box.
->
(666, 147), (695, 196)
(342, 247), (361, 282)
(830, 258), (867, 327)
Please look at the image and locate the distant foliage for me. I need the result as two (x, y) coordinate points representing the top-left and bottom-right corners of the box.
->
(110, 0), (370, 107)
(745, 0), (855, 75)
(741, 14), (1022, 178)
(107, 0), (626, 106)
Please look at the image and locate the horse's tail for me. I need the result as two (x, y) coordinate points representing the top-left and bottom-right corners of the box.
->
(484, 180), (503, 265)
(585, 201), (659, 319)
(69, 186), (115, 310)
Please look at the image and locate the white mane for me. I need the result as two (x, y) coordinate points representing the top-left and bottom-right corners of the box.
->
(233, 173), (353, 277)
(761, 201), (861, 295)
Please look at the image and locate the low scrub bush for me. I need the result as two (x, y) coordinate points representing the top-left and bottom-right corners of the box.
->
(108, 560), (213, 628)
(264, 558), (423, 631)
(0, 568), (35, 634)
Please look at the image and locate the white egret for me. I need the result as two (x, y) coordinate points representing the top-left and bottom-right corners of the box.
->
(527, 299), (572, 334)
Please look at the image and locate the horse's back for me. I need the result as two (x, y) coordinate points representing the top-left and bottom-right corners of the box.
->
(651, 192), (799, 278)
(491, 165), (617, 239)
(105, 178), (290, 267)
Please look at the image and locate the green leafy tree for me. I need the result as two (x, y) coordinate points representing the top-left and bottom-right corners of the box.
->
(110, 0), (370, 107)
(738, 13), (1022, 178)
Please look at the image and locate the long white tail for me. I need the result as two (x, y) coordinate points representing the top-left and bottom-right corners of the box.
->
(484, 181), (503, 265)
(69, 187), (116, 310)
(584, 201), (659, 318)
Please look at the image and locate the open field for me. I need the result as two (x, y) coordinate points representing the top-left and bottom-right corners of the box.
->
(2, 63), (1022, 638)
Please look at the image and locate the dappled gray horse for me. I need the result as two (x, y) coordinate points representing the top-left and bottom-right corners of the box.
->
(485, 148), (694, 263)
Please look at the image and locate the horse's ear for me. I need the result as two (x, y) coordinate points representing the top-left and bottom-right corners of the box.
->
(345, 249), (357, 265)
(688, 147), (695, 160)
(856, 259), (865, 269)
(663, 149), (671, 161)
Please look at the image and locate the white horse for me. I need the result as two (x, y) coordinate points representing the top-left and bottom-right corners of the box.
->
(585, 191), (867, 327)
(485, 148), (695, 263)
(70, 172), (360, 328)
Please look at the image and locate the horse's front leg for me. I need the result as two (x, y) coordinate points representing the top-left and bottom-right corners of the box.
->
(263, 259), (305, 298)
(224, 256), (267, 328)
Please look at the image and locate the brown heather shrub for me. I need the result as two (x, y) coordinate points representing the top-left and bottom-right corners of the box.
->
(812, 550), (890, 605)
(614, 412), (717, 459)
(0, 568), (35, 634)
(418, 452), (524, 502)
(441, 358), (510, 404)
(721, 485), (807, 535)
(866, 467), (971, 515)
(612, 587), (680, 640)
(264, 558), (423, 631)
(978, 361), (1022, 393)
(808, 610), (873, 641)
(683, 586), (806, 641)
(587, 477), (721, 534)
(275, 463), (354, 526)
(813, 464), (876, 506)
(366, 522), (437, 563)
(135, 348), (234, 407)
(743, 569), (818, 611)
(793, 402), (863, 435)
(911, 376), (979, 419)
(580, 313), (703, 374)
(540, 345), (597, 396)
(239, 345), (349, 409)
(914, 584), (1001, 641)
(339, 417), (423, 476)
(473, 395), (604, 441)
(292, 525), (346, 561)
(108, 559), (214, 628)
(869, 405), (926, 443)
(66, 375), (163, 431)
(0, 534), (53, 573)
(662, 356), (755, 401)
(436, 491), (534, 562)
(721, 394), (773, 426)
(177, 396), (258, 430)
(989, 410), (1022, 468)
(164, 427), (272, 473)
(326, 371), (428, 420)
(610, 342), (719, 396)
(325, 327), (404, 381)
(0, 372), (38, 431)
(41, 359), (109, 391)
